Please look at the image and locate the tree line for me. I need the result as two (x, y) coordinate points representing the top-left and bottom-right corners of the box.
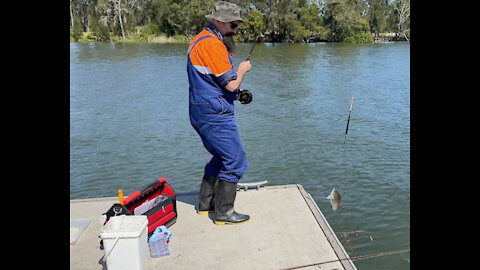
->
(70, 0), (410, 43)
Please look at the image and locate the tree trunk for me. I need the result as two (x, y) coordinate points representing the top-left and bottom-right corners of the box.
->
(395, 0), (410, 41)
(70, 1), (74, 29)
(82, 1), (89, 32)
(117, 0), (126, 39)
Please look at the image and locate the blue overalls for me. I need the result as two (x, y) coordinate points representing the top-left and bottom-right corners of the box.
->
(187, 28), (248, 183)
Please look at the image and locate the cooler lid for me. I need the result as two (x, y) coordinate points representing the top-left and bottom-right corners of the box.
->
(100, 215), (148, 239)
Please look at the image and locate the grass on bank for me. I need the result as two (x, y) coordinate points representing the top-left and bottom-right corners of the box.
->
(71, 31), (191, 43)
(70, 24), (405, 44)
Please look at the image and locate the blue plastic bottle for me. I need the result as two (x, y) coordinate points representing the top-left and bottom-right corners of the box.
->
(149, 229), (170, 257)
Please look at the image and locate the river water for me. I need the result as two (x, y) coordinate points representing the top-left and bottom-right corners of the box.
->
(70, 41), (410, 269)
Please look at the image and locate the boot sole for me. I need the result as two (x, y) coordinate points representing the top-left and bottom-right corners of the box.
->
(215, 219), (250, 225)
(197, 210), (213, 215)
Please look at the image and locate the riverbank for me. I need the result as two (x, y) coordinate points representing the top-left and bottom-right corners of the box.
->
(71, 31), (405, 44)
(71, 32), (191, 43)
(373, 32), (407, 42)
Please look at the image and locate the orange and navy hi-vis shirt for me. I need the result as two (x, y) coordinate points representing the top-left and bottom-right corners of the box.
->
(187, 23), (238, 104)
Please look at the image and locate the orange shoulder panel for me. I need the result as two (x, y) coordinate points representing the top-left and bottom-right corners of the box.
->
(189, 31), (232, 77)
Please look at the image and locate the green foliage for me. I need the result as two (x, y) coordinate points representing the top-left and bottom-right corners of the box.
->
(284, 19), (310, 43)
(75, 32), (100, 42)
(172, 34), (191, 43)
(69, 0), (409, 43)
(343, 31), (373, 43)
(88, 9), (112, 41)
(323, 0), (373, 43)
(71, 16), (84, 42)
(238, 9), (266, 42)
(140, 22), (162, 36)
(172, 0), (217, 36)
(367, 0), (389, 35)
(298, 3), (329, 41)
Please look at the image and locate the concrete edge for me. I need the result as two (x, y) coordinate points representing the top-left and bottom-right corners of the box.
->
(295, 184), (358, 270)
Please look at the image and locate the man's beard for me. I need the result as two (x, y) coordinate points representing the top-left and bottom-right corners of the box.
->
(222, 34), (235, 54)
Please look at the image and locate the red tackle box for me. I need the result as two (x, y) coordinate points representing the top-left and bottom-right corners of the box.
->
(123, 178), (177, 234)
(117, 178), (177, 235)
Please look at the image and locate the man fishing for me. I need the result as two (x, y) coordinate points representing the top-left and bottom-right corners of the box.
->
(187, 1), (251, 225)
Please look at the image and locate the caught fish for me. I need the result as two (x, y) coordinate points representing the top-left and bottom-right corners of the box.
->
(327, 188), (342, 210)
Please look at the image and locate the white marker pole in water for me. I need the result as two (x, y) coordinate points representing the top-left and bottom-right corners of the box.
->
(344, 96), (354, 144)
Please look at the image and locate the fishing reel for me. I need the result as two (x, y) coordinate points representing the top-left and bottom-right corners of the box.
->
(238, 89), (253, 104)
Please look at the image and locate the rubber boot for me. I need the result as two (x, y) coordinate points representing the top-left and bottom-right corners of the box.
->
(214, 180), (250, 225)
(198, 174), (218, 215)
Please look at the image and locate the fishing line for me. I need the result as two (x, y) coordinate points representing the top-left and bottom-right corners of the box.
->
(334, 84), (357, 194)
(332, 94), (355, 193)
(279, 248), (410, 270)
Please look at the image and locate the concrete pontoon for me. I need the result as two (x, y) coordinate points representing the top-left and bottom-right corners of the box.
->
(70, 184), (357, 270)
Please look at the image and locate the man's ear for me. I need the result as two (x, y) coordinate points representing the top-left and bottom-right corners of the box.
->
(212, 19), (222, 27)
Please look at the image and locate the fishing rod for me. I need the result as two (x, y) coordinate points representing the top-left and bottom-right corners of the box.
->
(343, 96), (354, 143)
(239, 34), (263, 104)
(280, 248), (410, 270)
(246, 38), (258, 61)
(246, 34), (263, 61)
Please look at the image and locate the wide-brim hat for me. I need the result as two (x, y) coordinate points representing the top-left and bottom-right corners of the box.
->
(205, 1), (243, 22)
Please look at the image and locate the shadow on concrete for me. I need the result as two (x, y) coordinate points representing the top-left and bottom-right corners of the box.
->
(175, 191), (216, 224)
(175, 191), (198, 206)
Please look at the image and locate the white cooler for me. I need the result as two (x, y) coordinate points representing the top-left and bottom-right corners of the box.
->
(100, 215), (149, 270)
